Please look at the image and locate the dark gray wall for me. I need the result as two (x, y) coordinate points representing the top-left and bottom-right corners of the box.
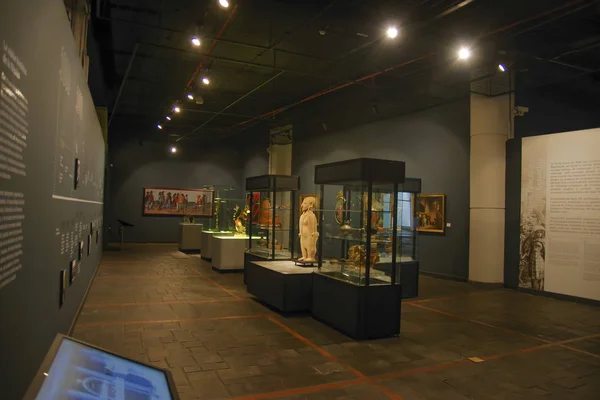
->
(0, 1), (105, 398)
(243, 145), (269, 182)
(505, 86), (600, 288)
(293, 99), (471, 278)
(107, 140), (244, 242)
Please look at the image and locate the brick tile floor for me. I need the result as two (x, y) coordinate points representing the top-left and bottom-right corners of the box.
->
(72, 244), (600, 399)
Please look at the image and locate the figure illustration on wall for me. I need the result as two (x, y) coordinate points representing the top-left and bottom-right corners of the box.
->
(143, 187), (213, 217)
(519, 204), (546, 291)
(298, 196), (319, 263)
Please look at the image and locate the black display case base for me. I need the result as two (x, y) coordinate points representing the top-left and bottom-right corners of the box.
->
(312, 272), (402, 340)
(246, 261), (314, 312)
(399, 261), (419, 299)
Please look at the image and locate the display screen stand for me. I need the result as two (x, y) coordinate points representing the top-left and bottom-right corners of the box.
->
(24, 334), (179, 400)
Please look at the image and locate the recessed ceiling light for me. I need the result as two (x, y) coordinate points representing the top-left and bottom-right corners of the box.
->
(165, 116), (171, 120)
(458, 47), (471, 60)
(191, 37), (201, 47)
(219, 0), (230, 8)
(202, 77), (210, 85)
(386, 26), (398, 39)
(173, 106), (181, 113)
(170, 146), (177, 153)
(498, 64), (506, 72)
(157, 124), (163, 129)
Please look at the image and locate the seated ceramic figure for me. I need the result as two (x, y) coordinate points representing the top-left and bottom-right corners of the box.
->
(298, 197), (319, 262)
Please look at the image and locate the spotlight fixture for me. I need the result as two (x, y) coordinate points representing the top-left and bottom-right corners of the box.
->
(157, 124), (163, 130)
(187, 93), (194, 100)
(202, 77), (210, 85)
(386, 26), (398, 39)
(165, 116), (171, 121)
(458, 47), (471, 60)
(191, 37), (201, 47)
(173, 106), (181, 113)
(170, 146), (177, 153)
(498, 64), (506, 72)
(219, 0), (230, 8)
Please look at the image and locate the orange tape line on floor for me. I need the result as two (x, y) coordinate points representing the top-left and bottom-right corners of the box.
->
(407, 303), (553, 344)
(84, 298), (248, 308)
(191, 269), (241, 299)
(230, 378), (367, 400)
(403, 290), (500, 304)
(95, 275), (203, 279)
(265, 317), (407, 400)
(76, 314), (270, 327)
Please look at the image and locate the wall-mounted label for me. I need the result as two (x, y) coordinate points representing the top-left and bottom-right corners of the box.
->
(59, 269), (67, 307)
(69, 260), (79, 284)
(74, 158), (80, 189)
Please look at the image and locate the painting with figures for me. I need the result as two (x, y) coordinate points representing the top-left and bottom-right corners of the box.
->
(143, 187), (214, 217)
(416, 194), (446, 233)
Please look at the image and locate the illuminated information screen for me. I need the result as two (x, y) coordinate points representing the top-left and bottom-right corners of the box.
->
(32, 337), (174, 400)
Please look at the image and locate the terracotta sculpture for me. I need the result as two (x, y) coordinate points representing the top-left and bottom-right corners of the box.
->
(298, 196), (319, 262)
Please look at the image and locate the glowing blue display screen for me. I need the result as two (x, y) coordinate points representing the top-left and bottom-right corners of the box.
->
(35, 338), (173, 400)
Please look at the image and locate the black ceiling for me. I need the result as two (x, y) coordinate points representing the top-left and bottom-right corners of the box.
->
(88, 0), (600, 143)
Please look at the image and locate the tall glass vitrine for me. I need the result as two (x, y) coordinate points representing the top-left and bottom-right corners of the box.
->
(244, 175), (300, 270)
(312, 158), (406, 339)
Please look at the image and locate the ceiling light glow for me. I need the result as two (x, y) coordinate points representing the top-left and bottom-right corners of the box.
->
(202, 77), (210, 85)
(219, 0), (230, 8)
(498, 64), (506, 72)
(458, 47), (471, 60)
(191, 37), (201, 47)
(187, 94), (194, 100)
(173, 106), (181, 113)
(165, 116), (171, 120)
(157, 124), (163, 129)
(386, 26), (398, 39)
(170, 146), (177, 153)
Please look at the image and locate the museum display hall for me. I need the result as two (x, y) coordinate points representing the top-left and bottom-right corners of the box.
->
(2, 0), (600, 399)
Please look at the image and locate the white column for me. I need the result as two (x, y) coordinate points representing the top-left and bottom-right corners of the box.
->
(469, 93), (511, 283)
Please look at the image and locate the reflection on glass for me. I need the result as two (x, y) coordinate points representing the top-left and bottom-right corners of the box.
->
(317, 183), (398, 286)
(247, 188), (296, 260)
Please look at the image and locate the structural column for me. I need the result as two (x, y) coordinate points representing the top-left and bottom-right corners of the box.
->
(469, 93), (511, 283)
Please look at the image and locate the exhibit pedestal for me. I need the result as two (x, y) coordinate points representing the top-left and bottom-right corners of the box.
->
(200, 230), (233, 261)
(399, 261), (419, 299)
(312, 273), (402, 340)
(246, 261), (315, 312)
(213, 236), (248, 272)
(179, 223), (203, 251)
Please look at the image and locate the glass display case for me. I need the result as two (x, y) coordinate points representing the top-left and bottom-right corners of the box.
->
(214, 197), (247, 233)
(245, 175), (299, 263)
(312, 158), (406, 340)
(200, 185), (237, 261)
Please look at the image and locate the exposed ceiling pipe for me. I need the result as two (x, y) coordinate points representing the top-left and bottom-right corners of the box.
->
(108, 43), (138, 127)
(184, 4), (239, 90)
(93, 11), (322, 61)
(178, 71), (286, 142)
(228, 0), (598, 132)
(117, 42), (384, 88)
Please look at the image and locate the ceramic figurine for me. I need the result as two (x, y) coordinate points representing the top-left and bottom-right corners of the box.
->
(298, 196), (319, 262)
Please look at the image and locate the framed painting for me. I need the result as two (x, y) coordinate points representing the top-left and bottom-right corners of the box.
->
(143, 187), (214, 217)
(299, 194), (320, 221)
(416, 194), (446, 233)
